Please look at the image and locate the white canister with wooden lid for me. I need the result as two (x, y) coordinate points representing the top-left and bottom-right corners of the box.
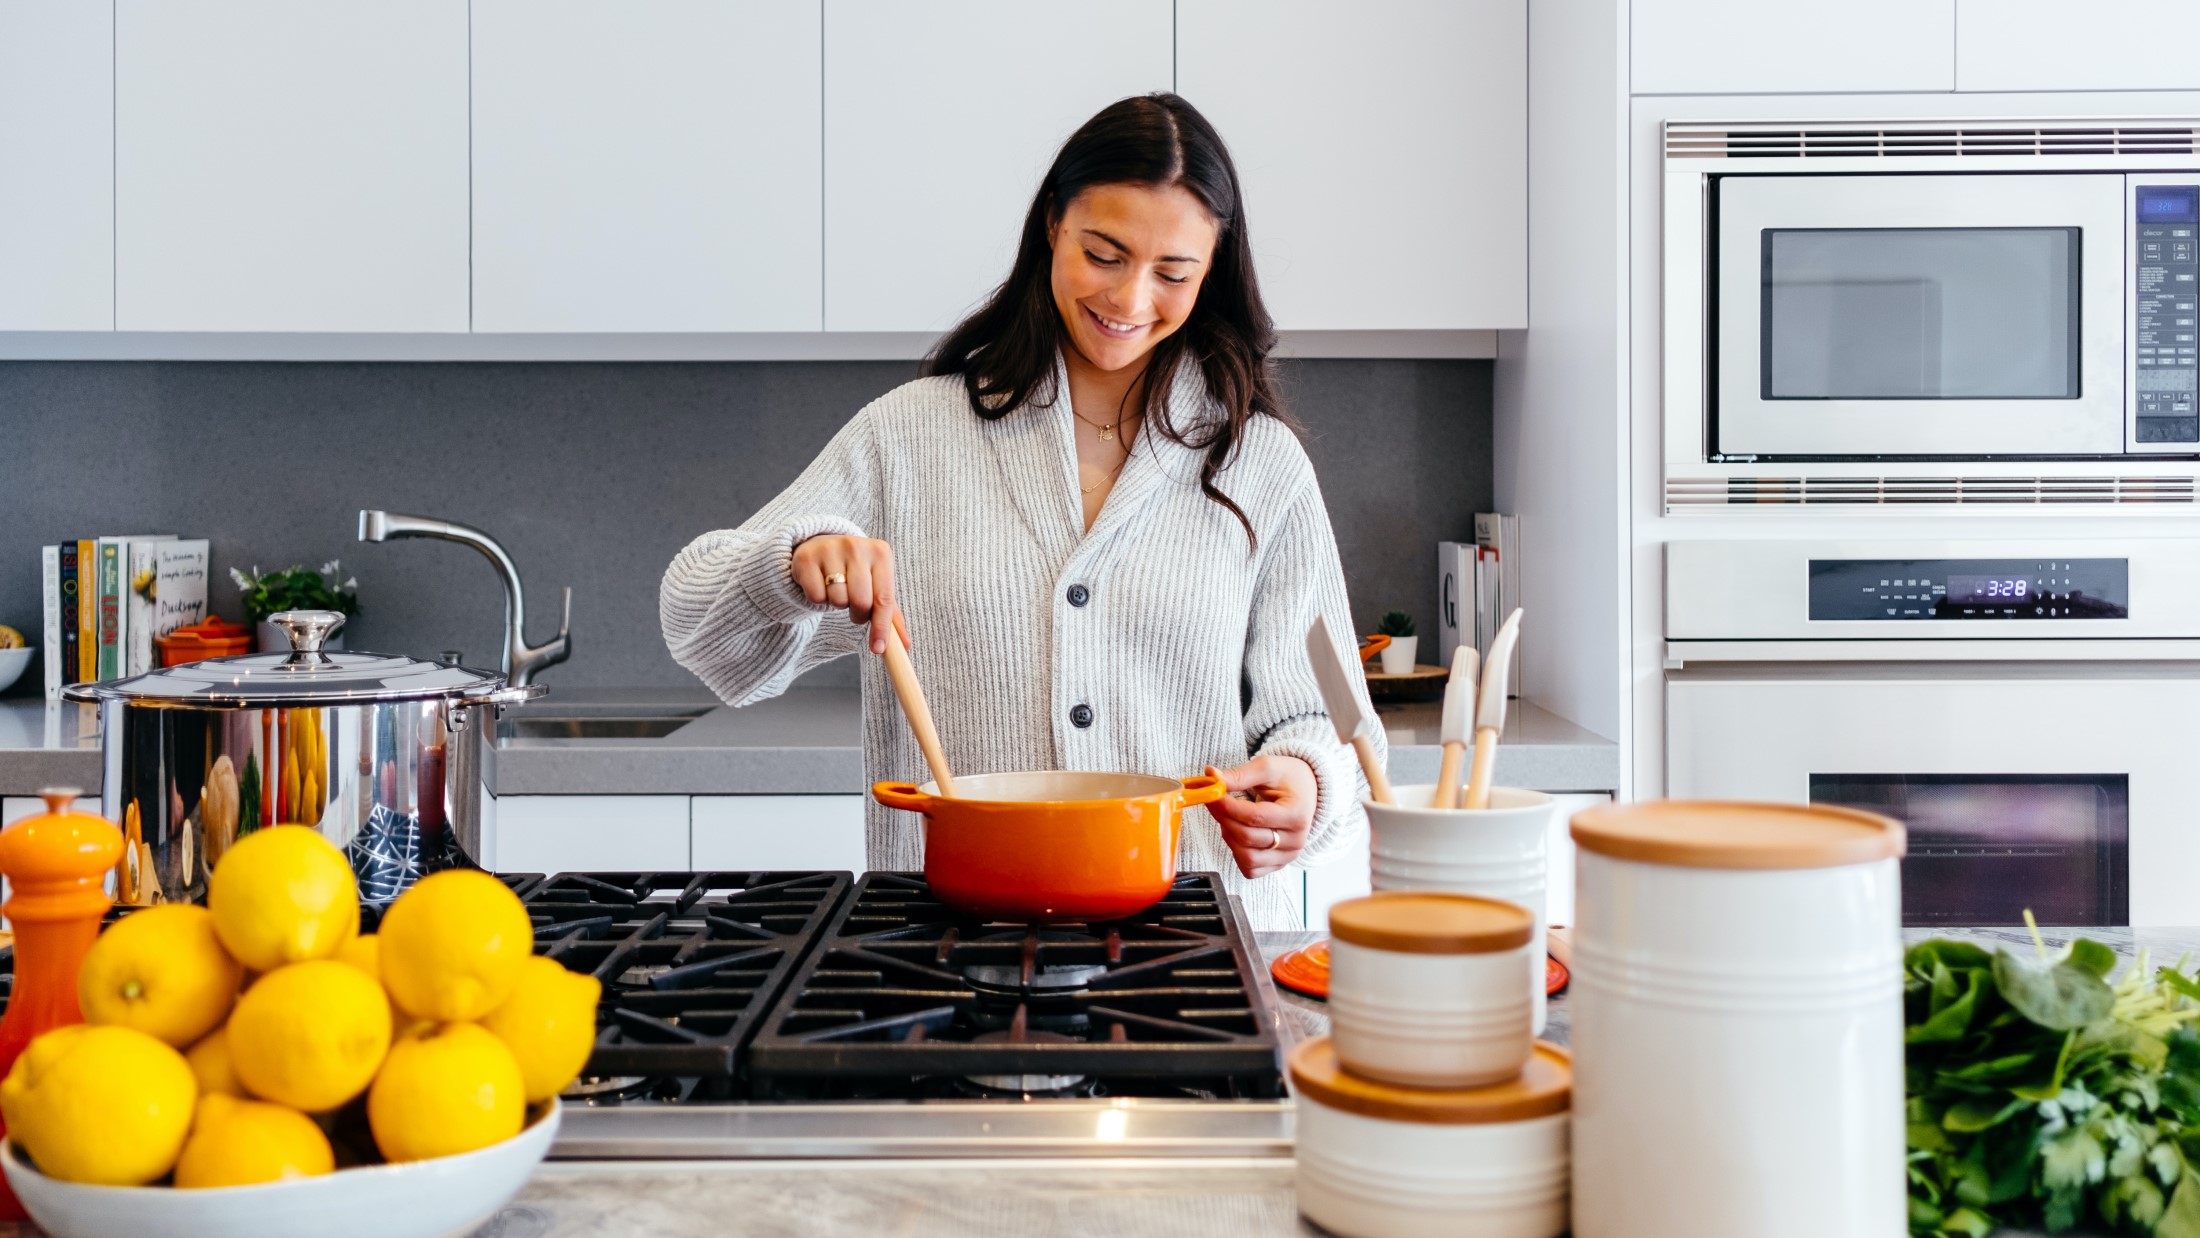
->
(1291, 1035), (1571, 1238)
(1327, 891), (1536, 1088)
(1365, 784), (1554, 1034)
(1566, 800), (1906, 1238)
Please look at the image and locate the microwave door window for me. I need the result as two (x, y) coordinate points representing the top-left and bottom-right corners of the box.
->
(1763, 228), (2081, 401)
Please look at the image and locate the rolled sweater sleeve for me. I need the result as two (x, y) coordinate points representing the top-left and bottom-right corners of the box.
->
(659, 406), (880, 706)
(1241, 476), (1384, 866)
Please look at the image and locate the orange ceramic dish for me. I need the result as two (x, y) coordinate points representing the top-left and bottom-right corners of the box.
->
(872, 771), (1227, 923)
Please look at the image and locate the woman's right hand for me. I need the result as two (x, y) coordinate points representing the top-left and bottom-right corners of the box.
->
(791, 534), (905, 653)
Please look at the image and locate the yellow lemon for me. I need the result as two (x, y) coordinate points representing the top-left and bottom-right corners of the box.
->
(185, 1024), (247, 1098)
(367, 1022), (525, 1163)
(333, 932), (379, 980)
(0, 1024), (195, 1185)
(173, 1092), (334, 1189)
(226, 960), (391, 1112)
(78, 904), (243, 1048)
(208, 825), (359, 971)
(378, 871), (532, 1022)
(481, 956), (601, 1102)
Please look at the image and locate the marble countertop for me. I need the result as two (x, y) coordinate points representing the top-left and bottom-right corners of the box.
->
(0, 686), (1618, 798)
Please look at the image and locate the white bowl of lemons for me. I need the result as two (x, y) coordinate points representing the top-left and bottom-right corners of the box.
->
(0, 644), (32, 696)
(0, 818), (599, 1238)
(2, 1101), (559, 1238)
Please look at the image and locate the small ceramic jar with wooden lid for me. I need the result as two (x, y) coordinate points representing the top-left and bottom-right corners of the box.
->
(1291, 1035), (1571, 1238)
(1327, 891), (1536, 1088)
(1567, 801), (1907, 1238)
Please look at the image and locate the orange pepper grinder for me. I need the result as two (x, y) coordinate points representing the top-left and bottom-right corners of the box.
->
(0, 788), (123, 1219)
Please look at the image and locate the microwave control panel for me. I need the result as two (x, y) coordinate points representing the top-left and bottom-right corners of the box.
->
(1808, 559), (2130, 621)
(2134, 183), (2200, 443)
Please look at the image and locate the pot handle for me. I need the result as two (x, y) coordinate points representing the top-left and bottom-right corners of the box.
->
(1177, 773), (1228, 807)
(1358, 634), (1392, 663)
(872, 781), (933, 814)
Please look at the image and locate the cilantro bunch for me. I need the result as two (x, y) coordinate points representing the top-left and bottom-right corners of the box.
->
(1907, 936), (2200, 1236)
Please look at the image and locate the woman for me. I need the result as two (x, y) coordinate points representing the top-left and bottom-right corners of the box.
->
(660, 93), (1383, 929)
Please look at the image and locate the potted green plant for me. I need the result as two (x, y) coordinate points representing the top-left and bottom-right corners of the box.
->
(1376, 610), (1418, 674)
(231, 562), (360, 653)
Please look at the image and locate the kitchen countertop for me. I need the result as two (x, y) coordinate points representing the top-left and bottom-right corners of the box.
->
(0, 685), (1616, 799)
(0, 925), (2153, 1236)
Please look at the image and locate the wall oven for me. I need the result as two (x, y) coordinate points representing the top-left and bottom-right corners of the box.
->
(1664, 538), (2200, 926)
(1664, 118), (2200, 509)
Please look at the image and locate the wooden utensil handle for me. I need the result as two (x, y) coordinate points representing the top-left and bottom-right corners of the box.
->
(1462, 726), (1499, 810)
(879, 634), (957, 798)
(1433, 741), (1466, 810)
(1352, 735), (1394, 805)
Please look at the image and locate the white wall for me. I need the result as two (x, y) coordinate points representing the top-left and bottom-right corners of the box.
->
(1492, 0), (1630, 759)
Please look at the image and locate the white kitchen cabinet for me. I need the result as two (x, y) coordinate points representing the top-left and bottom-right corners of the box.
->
(1957, 0), (2200, 91)
(822, 0), (1173, 333)
(114, 0), (469, 332)
(1631, 0), (1955, 95)
(1177, 0), (1525, 330)
(691, 795), (867, 874)
(491, 795), (689, 876)
(0, 4), (112, 330)
(471, 1), (824, 333)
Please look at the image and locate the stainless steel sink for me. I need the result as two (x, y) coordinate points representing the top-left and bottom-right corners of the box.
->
(498, 709), (708, 740)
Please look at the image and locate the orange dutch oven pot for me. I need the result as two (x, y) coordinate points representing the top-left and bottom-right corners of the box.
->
(871, 770), (1229, 923)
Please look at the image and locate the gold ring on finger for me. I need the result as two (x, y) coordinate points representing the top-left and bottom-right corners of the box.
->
(824, 572), (847, 586)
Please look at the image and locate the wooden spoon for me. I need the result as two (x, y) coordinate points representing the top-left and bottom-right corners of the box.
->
(1306, 614), (1393, 804)
(1462, 608), (1523, 810)
(1432, 644), (1479, 809)
(877, 620), (957, 798)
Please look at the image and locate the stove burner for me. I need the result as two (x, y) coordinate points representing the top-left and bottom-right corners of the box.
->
(960, 1030), (1089, 1093)
(962, 961), (1110, 995)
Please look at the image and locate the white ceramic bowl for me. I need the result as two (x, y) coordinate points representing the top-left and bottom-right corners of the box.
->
(1329, 934), (1536, 1089)
(0, 647), (33, 695)
(2, 1100), (558, 1238)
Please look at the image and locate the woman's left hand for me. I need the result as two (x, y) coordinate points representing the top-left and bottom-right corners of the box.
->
(1204, 756), (1317, 879)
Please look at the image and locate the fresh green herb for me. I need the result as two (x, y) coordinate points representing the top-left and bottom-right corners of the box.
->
(1907, 931), (2200, 1236)
(229, 561), (360, 622)
(1376, 610), (1415, 638)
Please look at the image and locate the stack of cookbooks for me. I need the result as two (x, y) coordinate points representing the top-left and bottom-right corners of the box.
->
(39, 535), (210, 700)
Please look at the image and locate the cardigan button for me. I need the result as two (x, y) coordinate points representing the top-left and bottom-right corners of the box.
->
(1066, 584), (1090, 607)
(1069, 704), (1094, 729)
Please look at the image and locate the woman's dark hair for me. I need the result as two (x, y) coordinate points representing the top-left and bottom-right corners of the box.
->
(924, 92), (1286, 547)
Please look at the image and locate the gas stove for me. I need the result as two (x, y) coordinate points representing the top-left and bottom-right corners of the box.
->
(519, 871), (1295, 1159)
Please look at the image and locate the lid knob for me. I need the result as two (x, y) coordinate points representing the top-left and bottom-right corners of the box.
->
(269, 610), (347, 662)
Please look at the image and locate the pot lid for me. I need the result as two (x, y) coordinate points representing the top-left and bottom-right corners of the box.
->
(1289, 1036), (1571, 1124)
(1569, 800), (1907, 871)
(60, 611), (543, 709)
(1328, 892), (1535, 955)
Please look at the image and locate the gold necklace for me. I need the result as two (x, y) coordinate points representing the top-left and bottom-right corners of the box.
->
(1079, 455), (1128, 495)
(1070, 404), (1130, 441)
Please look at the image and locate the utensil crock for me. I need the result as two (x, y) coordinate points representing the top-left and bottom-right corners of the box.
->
(872, 770), (1227, 922)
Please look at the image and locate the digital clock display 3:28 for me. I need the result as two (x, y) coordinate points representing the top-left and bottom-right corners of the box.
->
(1945, 575), (2033, 603)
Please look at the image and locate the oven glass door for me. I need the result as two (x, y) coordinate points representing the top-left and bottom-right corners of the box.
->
(1714, 173), (2126, 458)
(1808, 774), (2127, 926)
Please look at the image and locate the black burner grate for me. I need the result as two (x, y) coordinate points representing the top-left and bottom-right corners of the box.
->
(521, 871), (851, 1077)
(746, 872), (1283, 1095)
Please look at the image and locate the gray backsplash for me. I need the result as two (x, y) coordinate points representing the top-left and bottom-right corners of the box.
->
(1, 358), (1490, 694)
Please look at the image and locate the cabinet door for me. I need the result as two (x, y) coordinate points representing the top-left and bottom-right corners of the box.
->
(492, 795), (689, 876)
(115, 0), (469, 332)
(0, 4), (112, 330)
(823, 0), (1172, 332)
(472, 1), (823, 333)
(1957, 0), (2200, 91)
(691, 796), (866, 874)
(1631, 0), (1955, 95)
(1178, 0), (1524, 330)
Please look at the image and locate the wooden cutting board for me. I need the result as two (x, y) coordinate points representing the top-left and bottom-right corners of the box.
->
(1362, 663), (1447, 702)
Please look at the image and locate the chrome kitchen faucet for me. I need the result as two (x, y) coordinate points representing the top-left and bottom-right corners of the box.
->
(358, 510), (572, 687)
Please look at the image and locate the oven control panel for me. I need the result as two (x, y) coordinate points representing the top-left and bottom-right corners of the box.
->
(1808, 559), (2130, 621)
(2134, 181), (2200, 445)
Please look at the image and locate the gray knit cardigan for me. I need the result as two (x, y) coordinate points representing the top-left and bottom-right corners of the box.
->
(658, 359), (1384, 930)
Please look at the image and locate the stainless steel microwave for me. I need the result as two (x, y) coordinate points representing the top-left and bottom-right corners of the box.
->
(1716, 172), (2191, 458)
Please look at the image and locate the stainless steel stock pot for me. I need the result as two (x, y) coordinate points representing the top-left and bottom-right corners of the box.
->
(60, 610), (542, 906)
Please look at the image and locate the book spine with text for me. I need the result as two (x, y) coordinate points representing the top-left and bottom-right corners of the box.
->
(151, 540), (210, 661)
(59, 540), (79, 688)
(95, 540), (122, 681)
(75, 539), (95, 682)
(41, 546), (60, 699)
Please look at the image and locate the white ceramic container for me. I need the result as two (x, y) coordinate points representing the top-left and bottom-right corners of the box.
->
(1378, 635), (1419, 674)
(1366, 784), (1554, 1033)
(1292, 1035), (1570, 1238)
(2, 1101), (558, 1238)
(1566, 801), (1907, 1238)
(1327, 891), (1536, 1088)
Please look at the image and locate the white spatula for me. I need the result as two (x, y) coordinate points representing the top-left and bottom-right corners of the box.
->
(1462, 607), (1523, 810)
(1306, 614), (1393, 804)
(1432, 644), (1480, 810)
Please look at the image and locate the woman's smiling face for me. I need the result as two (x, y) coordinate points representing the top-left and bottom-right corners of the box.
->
(1049, 182), (1220, 376)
